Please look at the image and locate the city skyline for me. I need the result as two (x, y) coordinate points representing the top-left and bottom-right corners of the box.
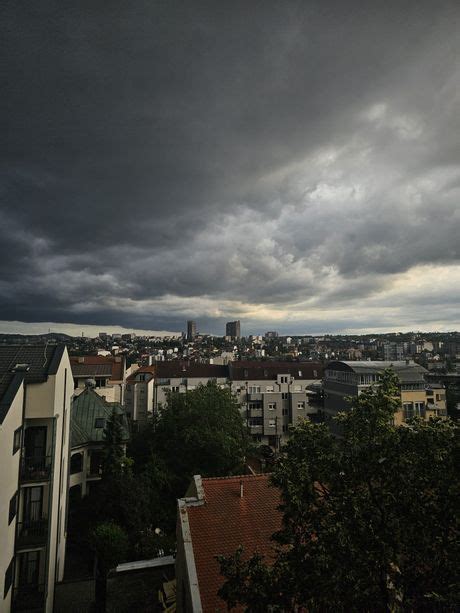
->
(1, 2), (460, 335)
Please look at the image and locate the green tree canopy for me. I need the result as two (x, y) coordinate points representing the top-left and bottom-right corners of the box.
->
(146, 381), (249, 491)
(219, 370), (459, 612)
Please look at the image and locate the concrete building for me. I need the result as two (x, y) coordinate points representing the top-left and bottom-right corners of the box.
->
(0, 345), (72, 613)
(176, 474), (281, 612)
(229, 361), (323, 447)
(187, 321), (197, 341)
(124, 362), (229, 425)
(225, 320), (241, 339)
(323, 360), (447, 428)
(69, 385), (130, 499)
(70, 355), (128, 403)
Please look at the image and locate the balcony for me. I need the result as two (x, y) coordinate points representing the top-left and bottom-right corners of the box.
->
(247, 392), (263, 401)
(16, 520), (48, 549)
(13, 584), (45, 611)
(20, 456), (52, 483)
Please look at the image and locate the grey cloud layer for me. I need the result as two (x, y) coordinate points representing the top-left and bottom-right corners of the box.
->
(1, 1), (459, 333)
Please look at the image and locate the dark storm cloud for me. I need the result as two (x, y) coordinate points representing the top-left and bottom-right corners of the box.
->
(1, 0), (459, 333)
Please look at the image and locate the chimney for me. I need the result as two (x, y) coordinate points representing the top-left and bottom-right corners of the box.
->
(239, 480), (244, 498)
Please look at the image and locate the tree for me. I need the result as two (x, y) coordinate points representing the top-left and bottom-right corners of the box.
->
(102, 407), (126, 477)
(91, 521), (129, 612)
(151, 381), (249, 493)
(219, 370), (460, 612)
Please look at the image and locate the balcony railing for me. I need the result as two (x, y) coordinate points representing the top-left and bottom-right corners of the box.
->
(20, 456), (52, 483)
(12, 584), (45, 611)
(16, 520), (48, 549)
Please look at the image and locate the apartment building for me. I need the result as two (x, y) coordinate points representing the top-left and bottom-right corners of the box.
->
(69, 384), (130, 500)
(70, 355), (128, 403)
(0, 345), (72, 613)
(187, 321), (197, 341)
(124, 362), (229, 424)
(225, 320), (240, 339)
(229, 361), (323, 447)
(323, 360), (447, 428)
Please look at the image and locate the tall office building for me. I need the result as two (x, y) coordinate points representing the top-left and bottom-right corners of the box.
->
(225, 320), (241, 339)
(187, 320), (197, 341)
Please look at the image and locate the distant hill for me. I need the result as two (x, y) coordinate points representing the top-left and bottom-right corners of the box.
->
(0, 332), (74, 344)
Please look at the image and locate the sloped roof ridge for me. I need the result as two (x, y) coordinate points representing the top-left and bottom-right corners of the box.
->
(202, 473), (269, 482)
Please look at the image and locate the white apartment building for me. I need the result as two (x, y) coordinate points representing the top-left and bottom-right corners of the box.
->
(0, 345), (72, 613)
(124, 360), (323, 446)
(124, 362), (229, 425)
(228, 361), (323, 447)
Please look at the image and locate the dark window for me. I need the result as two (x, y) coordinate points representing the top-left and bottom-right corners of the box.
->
(282, 393), (288, 400)
(13, 427), (22, 454)
(70, 453), (83, 474)
(8, 491), (18, 525)
(4, 558), (13, 598)
(94, 418), (105, 429)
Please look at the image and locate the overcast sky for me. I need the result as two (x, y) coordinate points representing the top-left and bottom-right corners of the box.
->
(1, 1), (459, 337)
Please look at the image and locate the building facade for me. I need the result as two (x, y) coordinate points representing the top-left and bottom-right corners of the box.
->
(225, 320), (241, 339)
(229, 361), (323, 447)
(124, 363), (229, 425)
(70, 355), (129, 403)
(187, 321), (197, 341)
(0, 345), (72, 613)
(323, 360), (447, 429)
(69, 385), (130, 500)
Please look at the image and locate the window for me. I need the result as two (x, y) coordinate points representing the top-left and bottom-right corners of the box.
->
(279, 376), (288, 384)
(248, 417), (263, 427)
(268, 402), (276, 410)
(282, 393), (288, 400)
(414, 402), (425, 417)
(95, 378), (107, 388)
(94, 418), (105, 429)
(8, 492), (18, 525)
(403, 402), (413, 421)
(248, 386), (261, 394)
(70, 453), (83, 474)
(268, 419), (276, 428)
(13, 427), (22, 454)
(4, 558), (13, 598)
(282, 425), (288, 433)
(297, 401), (305, 409)
(249, 402), (261, 410)
(282, 408), (288, 416)
(171, 386), (180, 393)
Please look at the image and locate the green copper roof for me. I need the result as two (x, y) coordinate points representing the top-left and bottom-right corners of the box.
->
(71, 387), (130, 448)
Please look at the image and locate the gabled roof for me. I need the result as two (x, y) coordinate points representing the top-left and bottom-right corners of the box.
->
(127, 362), (229, 383)
(229, 360), (323, 381)
(71, 387), (130, 448)
(180, 474), (282, 612)
(70, 355), (125, 381)
(0, 345), (66, 418)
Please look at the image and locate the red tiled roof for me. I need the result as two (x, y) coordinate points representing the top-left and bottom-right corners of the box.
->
(230, 360), (323, 381)
(126, 362), (229, 383)
(126, 365), (156, 383)
(186, 474), (282, 612)
(70, 355), (124, 381)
